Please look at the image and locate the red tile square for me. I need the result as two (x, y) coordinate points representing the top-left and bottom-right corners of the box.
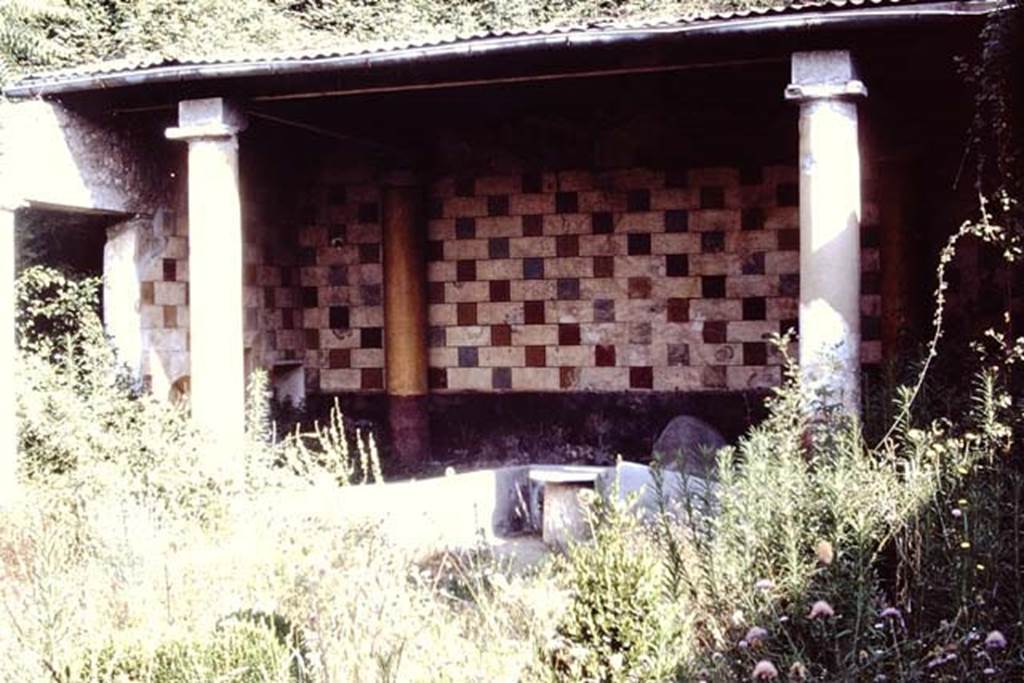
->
(667, 298), (690, 323)
(457, 302), (478, 326)
(593, 256), (614, 278)
(361, 368), (384, 390)
(630, 366), (653, 389)
(556, 234), (580, 257)
(522, 215), (543, 236)
(429, 367), (448, 389)
(524, 300), (545, 324)
(329, 349), (351, 368)
(628, 277), (652, 299)
(525, 346), (546, 367)
(703, 321), (727, 343)
(558, 323), (581, 346)
(305, 329), (320, 350)
(141, 281), (155, 305)
(163, 306), (177, 328)
(490, 280), (511, 302)
(429, 281), (446, 304)
(456, 259), (477, 282)
(560, 367), (578, 389)
(595, 345), (616, 367)
(491, 324), (511, 346)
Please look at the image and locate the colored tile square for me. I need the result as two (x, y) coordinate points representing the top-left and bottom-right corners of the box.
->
(667, 298), (689, 322)
(560, 367), (579, 390)
(627, 189), (651, 212)
(329, 264), (348, 284)
(458, 346), (479, 367)
(524, 300), (546, 324)
(487, 195), (510, 217)
(559, 323), (581, 346)
(328, 349), (351, 369)
(593, 256), (615, 278)
(264, 286), (276, 308)
(630, 366), (653, 389)
(361, 284), (382, 306)
(780, 273), (800, 297)
(702, 275), (726, 298)
(666, 254), (689, 277)
(491, 324), (512, 346)
(557, 278), (581, 300)
(525, 346), (547, 367)
(163, 306), (177, 329)
(523, 257), (544, 280)
(457, 302), (478, 326)
(163, 258), (176, 282)
(628, 233), (651, 255)
(703, 321), (727, 343)
(742, 208), (764, 231)
(863, 316), (882, 341)
(141, 282), (154, 305)
(861, 225), (881, 248)
(493, 367), (512, 389)
(555, 191), (578, 214)
(488, 237), (510, 259)
(361, 368), (384, 390)
(329, 305), (350, 329)
(665, 209), (689, 233)
(359, 243), (380, 264)
(743, 297), (767, 321)
(778, 229), (800, 251)
(741, 253), (765, 275)
(702, 365), (727, 388)
(457, 259), (477, 282)
(429, 367), (448, 389)
(701, 231), (725, 253)
(523, 214), (543, 236)
(592, 212), (614, 234)
(428, 281), (446, 304)
(780, 318), (798, 336)
(556, 234), (579, 257)
(361, 327), (383, 348)
(743, 342), (768, 366)
(428, 326), (447, 347)
(301, 286), (318, 308)
(522, 172), (543, 194)
(776, 182), (799, 207)
(593, 298), (616, 322)
(455, 217), (476, 239)
(305, 329), (320, 350)
(700, 187), (725, 209)
(628, 277), (652, 299)
(667, 343), (690, 366)
(862, 271), (881, 296)
(490, 280), (511, 302)
(357, 202), (379, 222)
(595, 345), (616, 367)
(281, 309), (295, 330)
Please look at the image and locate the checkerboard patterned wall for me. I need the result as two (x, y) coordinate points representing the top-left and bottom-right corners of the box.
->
(425, 165), (882, 393)
(138, 163), (883, 396)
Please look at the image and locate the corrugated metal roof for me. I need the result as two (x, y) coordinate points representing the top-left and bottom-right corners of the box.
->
(10, 0), (933, 86)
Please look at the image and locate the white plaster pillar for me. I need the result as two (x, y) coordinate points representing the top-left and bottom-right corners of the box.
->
(0, 205), (17, 501)
(166, 99), (247, 457)
(785, 51), (867, 412)
(103, 219), (144, 379)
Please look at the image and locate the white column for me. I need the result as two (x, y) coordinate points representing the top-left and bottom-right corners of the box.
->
(786, 51), (867, 412)
(0, 205), (17, 501)
(166, 99), (247, 458)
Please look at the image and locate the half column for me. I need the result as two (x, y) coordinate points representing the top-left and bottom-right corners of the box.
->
(382, 176), (431, 465)
(0, 205), (16, 501)
(166, 99), (247, 457)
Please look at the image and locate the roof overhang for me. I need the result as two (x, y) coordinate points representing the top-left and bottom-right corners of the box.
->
(2, 0), (1003, 101)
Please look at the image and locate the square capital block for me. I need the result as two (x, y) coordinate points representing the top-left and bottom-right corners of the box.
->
(167, 97), (247, 139)
(786, 50), (867, 101)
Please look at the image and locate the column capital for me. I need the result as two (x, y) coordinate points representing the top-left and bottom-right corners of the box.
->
(785, 50), (867, 103)
(165, 97), (247, 141)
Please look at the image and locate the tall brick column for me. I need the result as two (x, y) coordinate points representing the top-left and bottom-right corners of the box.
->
(166, 99), (247, 460)
(0, 205), (16, 501)
(382, 176), (431, 465)
(786, 51), (867, 412)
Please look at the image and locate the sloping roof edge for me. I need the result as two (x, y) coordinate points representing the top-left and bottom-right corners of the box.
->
(3, 0), (1002, 99)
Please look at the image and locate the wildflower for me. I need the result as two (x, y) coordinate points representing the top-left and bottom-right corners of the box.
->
(745, 626), (769, 647)
(738, 640), (749, 650)
(754, 578), (775, 592)
(751, 660), (778, 680)
(788, 661), (807, 680)
(731, 610), (746, 626)
(984, 630), (1007, 650)
(926, 657), (944, 669)
(608, 653), (624, 671)
(960, 541), (971, 549)
(879, 607), (902, 620)
(951, 508), (963, 518)
(983, 667), (997, 675)
(815, 540), (834, 565)
(807, 600), (835, 620)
